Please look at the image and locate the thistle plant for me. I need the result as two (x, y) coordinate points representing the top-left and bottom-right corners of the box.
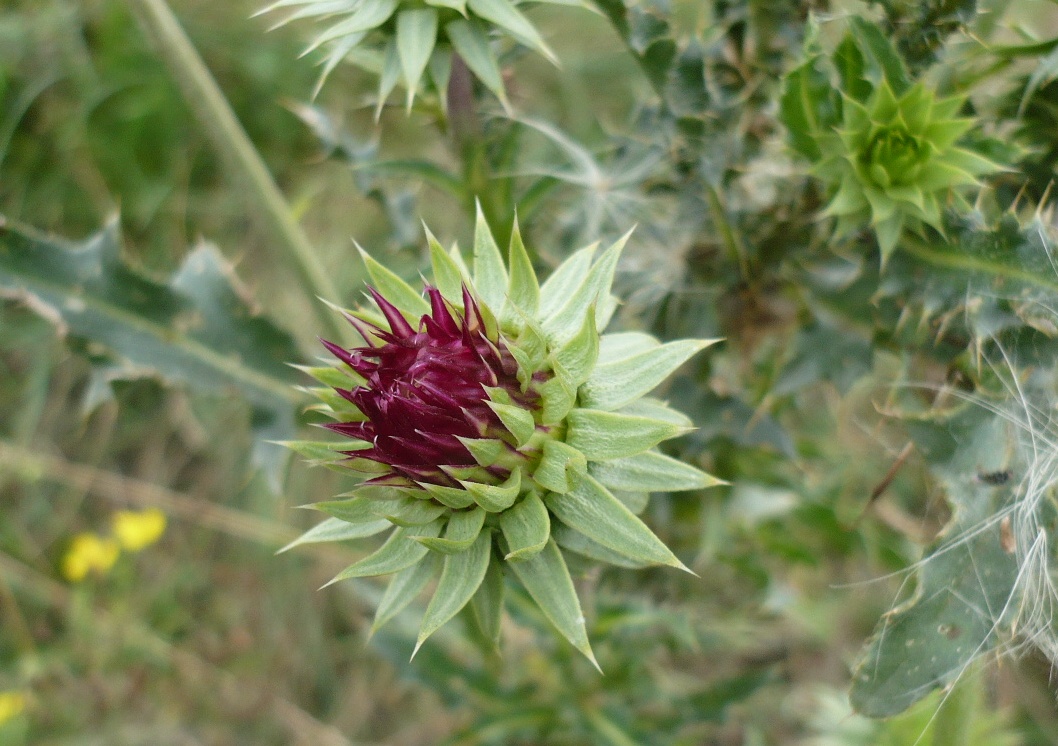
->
(258, 0), (571, 109)
(781, 19), (1003, 263)
(287, 210), (719, 663)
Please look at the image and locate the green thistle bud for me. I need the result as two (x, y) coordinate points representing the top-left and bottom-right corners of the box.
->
(258, 0), (572, 111)
(284, 208), (721, 665)
(780, 19), (1006, 265)
(816, 80), (1002, 263)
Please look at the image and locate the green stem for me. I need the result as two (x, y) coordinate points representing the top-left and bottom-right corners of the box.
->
(447, 53), (510, 244)
(706, 184), (751, 280)
(128, 0), (347, 342)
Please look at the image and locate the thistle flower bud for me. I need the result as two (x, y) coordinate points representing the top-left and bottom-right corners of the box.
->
(781, 21), (1005, 265)
(816, 81), (1002, 262)
(286, 208), (721, 664)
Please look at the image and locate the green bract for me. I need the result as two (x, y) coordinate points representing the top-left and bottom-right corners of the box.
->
(258, 0), (576, 110)
(781, 19), (1004, 264)
(283, 209), (721, 665)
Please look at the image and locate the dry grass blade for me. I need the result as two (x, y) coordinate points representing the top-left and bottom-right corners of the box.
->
(0, 550), (367, 746)
(0, 440), (354, 566)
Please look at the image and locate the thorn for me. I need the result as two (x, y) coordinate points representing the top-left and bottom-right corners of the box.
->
(675, 559), (700, 578)
(319, 573), (345, 590)
(582, 645), (603, 675)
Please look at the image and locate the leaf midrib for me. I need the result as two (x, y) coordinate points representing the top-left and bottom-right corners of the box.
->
(0, 267), (302, 405)
(903, 237), (1058, 294)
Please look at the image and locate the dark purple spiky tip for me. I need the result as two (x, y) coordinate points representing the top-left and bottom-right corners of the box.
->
(321, 286), (536, 488)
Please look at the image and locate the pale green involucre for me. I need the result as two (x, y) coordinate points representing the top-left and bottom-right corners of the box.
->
(257, 0), (577, 111)
(283, 208), (722, 666)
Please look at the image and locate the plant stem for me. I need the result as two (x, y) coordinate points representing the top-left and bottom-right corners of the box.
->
(706, 184), (750, 280)
(447, 53), (511, 244)
(127, 0), (348, 342)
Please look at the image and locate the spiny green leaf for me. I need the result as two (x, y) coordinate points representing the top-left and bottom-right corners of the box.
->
(532, 439), (587, 494)
(553, 523), (650, 569)
(597, 331), (660, 364)
(291, 363), (365, 390)
(546, 474), (688, 570)
(472, 201), (508, 311)
(306, 0), (398, 48)
(0, 221), (303, 488)
(779, 56), (829, 161)
(358, 245), (430, 317)
(553, 306), (599, 388)
(589, 450), (723, 493)
(371, 552), (442, 635)
(467, 0), (557, 63)
(324, 521), (443, 584)
(426, 0), (466, 12)
(567, 408), (691, 460)
(486, 401), (536, 446)
(834, 33), (871, 100)
(277, 440), (357, 463)
(542, 232), (627, 343)
(850, 478), (1018, 717)
(506, 538), (598, 669)
(428, 47), (452, 104)
(376, 38), (401, 118)
(396, 9), (438, 108)
(483, 385), (513, 406)
(413, 507), (486, 553)
(456, 437), (507, 467)
(538, 242), (597, 317)
(470, 558), (505, 648)
(419, 480), (477, 509)
(538, 360), (577, 425)
(374, 496), (449, 526)
(506, 342), (536, 391)
(314, 495), (389, 524)
(516, 315), (548, 367)
(613, 489), (649, 514)
(580, 338), (716, 411)
(415, 530), (493, 651)
(446, 18), (509, 110)
(504, 218), (540, 320)
(618, 397), (693, 427)
(426, 225), (467, 301)
(500, 492), (550, 561)
(278, 517), (391, 554)
(461, 468), (521, 512)
(848, 16), (910, 94)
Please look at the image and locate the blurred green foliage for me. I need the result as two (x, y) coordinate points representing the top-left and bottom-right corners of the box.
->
(2, 0), (1058, 743)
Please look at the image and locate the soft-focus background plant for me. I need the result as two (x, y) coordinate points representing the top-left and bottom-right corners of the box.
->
(3, 0), (1058, 743)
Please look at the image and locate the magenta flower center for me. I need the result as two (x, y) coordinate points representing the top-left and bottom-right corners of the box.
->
(321, 286), (536, 487)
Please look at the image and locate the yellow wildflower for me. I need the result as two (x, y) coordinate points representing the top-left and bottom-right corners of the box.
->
(61, 533), (120, 582)
(112, 509), (166, 552)
(0, 691), (25, 726)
